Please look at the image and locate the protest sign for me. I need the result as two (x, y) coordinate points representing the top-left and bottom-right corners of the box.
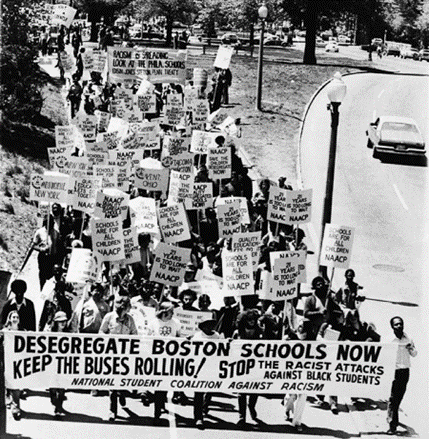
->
(163, 136), (189, 157)
(129, 302), (156, 336)
(173, 310), (213, 337)
(99, 131), (119, 150)
(184, 86), (198, 111)
(119, 130), (138, 150)
(267, 186), (289, 224)
(93, 165), (118, 189)
(91, 50), (107, 73)
(74, 176), (102, 214)
(75, 114), (97, 144)
(30, 173), (70, 204)
(136, 92), (157, 113)
(222, 249), (254, 296)
(94, 189), (129, 220)
(115, 88), (134, 110)
(190, 130), (216, 154)
(122, 227), (141, 264)
(86, 149), (109, 171)
(216, 197), (250, 224)
(231, 232), (261, 272)
(4, 332), (398, 398)
(95, 111), (111, 133)
(207, 146), (231, 179)
(194, 269), (224, 299)
(158, 203), (191, 244)
(65, 248), (98, 284)
(167, 170), (194, 205)
(320, 224), (355, 269)
(92, 217), (125, 262)
(51, 4), (76, 27)
(217, 201), (241, 238)
(116, 161), (130, 192)
(134, 167), (169, 195)
(150, 242), (191, 286)
(184, 182), (213, 210)
(164, 94), (185, 126)
(214, 45), (234, 69)
(129, 197), (159, 235)
(110, 100), (126, 118)
(53, 155), (87, 179)
(59, 51), (74, 73)
(55, 125), (76, 151)
(161, 152), (194, 173)
(262, 251), (301, 301)
(285, 189), (313, 224)
(108, 117), (129, 140)
(82, 50), (95, 71)
(193, 99), (210, 125)
(107, 47), (186, 84)
(270, 250), (307, 284)
(218, 116), (241, 137)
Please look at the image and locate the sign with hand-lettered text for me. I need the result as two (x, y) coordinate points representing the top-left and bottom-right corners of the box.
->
(149, 242), (191, 287)
(94, 189), (129, 220)
(207, 146), (231, 179)
(134, 167), (169, 195)
(231, 232), (261, 272)
(66, 248), (98, 284)
(122, 227), (141, 264)
(320, 224), (354, 269)
(30, 173), (70, 204)
(173, 309), (213, 337)
(129, 197), (159, 235)
(222, 249), (254, 296)
(158, 203), (191, 244)
(216, 201), (241, 238)
(167, 170), (194, 205)
(184, 182), (213, 210)
(92, 217), (125, 262)
(73, 176), (102, 213)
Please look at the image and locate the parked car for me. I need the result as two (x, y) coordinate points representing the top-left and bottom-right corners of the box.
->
(316, 36), (326, 48)
(366, 116), (426, 159)
(220, 32), (241, 48)
(371, 38), (383, 47)
(264, 34), (285, 46)
(400, 47), (419, 60)
(338, 35), (351, 45)
(418, 48), (429, 61)
(325, 42), (339, 52)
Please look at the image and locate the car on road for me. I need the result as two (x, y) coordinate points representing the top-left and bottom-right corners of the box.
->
(316, 36), (326, 48)
(418, 48), (429, 61)
(371, 38), (383, 47)
(338, 35), (351, 45)
(325, 42), (339, 52)
(264, 34), (286, 46)
(400, 47), (419, 60)
(220, 32), (241, 48)
(366, 116), (426, 159)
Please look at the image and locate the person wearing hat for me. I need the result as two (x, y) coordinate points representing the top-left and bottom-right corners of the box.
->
(147, 302), (182, 424)
(100, 291), (137, 421)
(192, 318), (222, 429)
(49, 311), (70, 416)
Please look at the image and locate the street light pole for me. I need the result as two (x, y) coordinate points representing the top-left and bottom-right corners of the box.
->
(256, 3), (268, 111)
(318, 72), (347, 278)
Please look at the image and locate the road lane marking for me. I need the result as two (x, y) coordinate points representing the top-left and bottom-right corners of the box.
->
(393, 183), (409, 211)
(378, 89), (385, 99)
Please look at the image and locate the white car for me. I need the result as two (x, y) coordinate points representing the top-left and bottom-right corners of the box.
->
(325, 42), (339, 52)
(366, 116), (426, 159)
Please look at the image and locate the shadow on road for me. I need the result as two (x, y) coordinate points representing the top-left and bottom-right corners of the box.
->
(376, 154), (427, 167)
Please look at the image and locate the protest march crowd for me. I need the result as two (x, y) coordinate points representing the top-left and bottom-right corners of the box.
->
(0, 7), (418, 437)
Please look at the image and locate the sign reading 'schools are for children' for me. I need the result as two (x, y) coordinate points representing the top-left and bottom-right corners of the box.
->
(320, 224), (355, 269)
(222, 249), (254, 296)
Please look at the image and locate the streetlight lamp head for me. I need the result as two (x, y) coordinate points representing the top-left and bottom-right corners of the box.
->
(258, 3), (268, 19)
(326, 72), (347, 103)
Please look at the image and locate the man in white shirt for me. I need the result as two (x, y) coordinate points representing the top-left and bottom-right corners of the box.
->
(387, 316), (417, 435)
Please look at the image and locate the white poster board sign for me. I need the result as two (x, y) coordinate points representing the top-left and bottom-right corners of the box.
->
(222, 249), (254, 296)
(129, 197), (159, 235)
(92, 217), (125, 262)
(66, 248), (98, 284)
(320, 224), (355, 269)
(158, 203), (191, 244)
(213, 46), (234, 69)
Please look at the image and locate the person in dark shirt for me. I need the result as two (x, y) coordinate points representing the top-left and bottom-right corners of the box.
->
(1, 280), (36, 331)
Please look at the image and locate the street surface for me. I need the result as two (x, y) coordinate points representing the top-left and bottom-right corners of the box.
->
(4, 46), (428, 439)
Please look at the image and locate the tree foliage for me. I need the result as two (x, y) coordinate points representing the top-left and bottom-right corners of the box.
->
(1, 0), (44, 123)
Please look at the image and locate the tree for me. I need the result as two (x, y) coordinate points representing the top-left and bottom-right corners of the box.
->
(74, 0), (133, 41)
(129, 0), (196, 46)
(1, 0), (44, 122)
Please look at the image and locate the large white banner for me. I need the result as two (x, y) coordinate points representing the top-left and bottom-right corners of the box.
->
(4, 332), (397, 398)
(107, 47), (186, 84)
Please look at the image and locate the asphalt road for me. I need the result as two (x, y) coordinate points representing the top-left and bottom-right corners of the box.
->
(299, 71), (429, 436)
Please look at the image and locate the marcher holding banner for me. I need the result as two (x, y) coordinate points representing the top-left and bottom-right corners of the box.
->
(99, 291), (137, 421)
